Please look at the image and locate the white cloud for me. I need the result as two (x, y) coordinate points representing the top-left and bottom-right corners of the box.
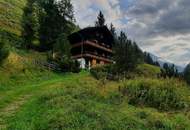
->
(71, 0), (190, 67)
(71, 0), (123, 29)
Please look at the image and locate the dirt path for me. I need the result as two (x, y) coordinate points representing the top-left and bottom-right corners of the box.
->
(0, 95), (32, 130)
(0, 77), (65, 130)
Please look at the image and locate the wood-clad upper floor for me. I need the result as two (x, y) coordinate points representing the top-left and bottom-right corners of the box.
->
(71, 40), (113, 53)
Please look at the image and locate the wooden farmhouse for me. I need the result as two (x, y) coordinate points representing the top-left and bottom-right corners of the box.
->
(68, 26), (114, 69)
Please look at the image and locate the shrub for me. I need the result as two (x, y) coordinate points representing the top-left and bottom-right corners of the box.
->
(0, 40), (9, 65)
(90, 64), (118, 80)
(0, 29), (23, 48)
(90, 65), (110, 80)
(121, 79), (189, 111)
(47, 51), (80, 73)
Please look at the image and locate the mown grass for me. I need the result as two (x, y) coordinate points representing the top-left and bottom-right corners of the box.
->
(6, 72), (190, 130)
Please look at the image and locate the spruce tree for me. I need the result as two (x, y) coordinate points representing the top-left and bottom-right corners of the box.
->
(184, 63), (190, 84)
(22, 0), (43, 49)
(95, 11), (105, 27)
(144, 52), (154, 65)
(110, 23), (116, 36)
(39, 0), (75, 51)
(114, 31), (143, 73)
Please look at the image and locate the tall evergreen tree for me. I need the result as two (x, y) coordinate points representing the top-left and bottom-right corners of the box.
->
(110, 23), (116, 36)
(184, 63), (190, 84)
(133, 42), (144, 63)
(114, 31), (144, 73)
(161, 63), (179, 78)
(39, 0), (74, 51)
(144, 52), (154, 65)
(118, 31), (127, 44)
(22, 0), (43, 49)
(95, 11), (105, 27)
(22, 0), (75, 51)
(110, 23), (117, 45)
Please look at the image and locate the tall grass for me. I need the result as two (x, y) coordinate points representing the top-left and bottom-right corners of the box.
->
(7, 74), (190, 130)
(121, 78), (190, 111)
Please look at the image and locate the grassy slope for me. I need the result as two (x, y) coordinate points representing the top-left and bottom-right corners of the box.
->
(0, 58), (189, 130)
(0, 50), (58, 91)
(4, 71), (190, 130)
(0, 0), (26, 36)
(0, 1), (190, 129)
(136, 63), (161, 77)
(0, 50), (63, 129)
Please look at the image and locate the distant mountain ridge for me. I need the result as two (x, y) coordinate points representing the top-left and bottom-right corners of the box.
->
(149, 53), (184, 72)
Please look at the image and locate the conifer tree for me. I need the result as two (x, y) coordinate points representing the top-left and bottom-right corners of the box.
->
(184, 63), (190, 84)
(95, 11), (105, 27)
(114, 31), (143, 73)
(22, 0), (44, 49)
(22, 0), (75, 51)
(144, 52), (154, 65)
(110, 23), (116, 36)
(39, 0), (74, 51)
(161, 63), (179, 78)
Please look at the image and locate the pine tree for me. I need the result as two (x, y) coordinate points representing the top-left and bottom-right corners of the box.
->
(144, 52), (154, 65)
(22, 0), (43, 49)
(95, 11), (105, 27)
(184, 63), (190, 84)
(154, 61), (160, 67)
(110, 23), (116, 36)
(114, 31), (143, 73)
(161, 63), (179, 78)
(39, 0), (75, 51)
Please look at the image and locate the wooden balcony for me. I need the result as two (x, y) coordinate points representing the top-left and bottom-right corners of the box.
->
(72, 40), (113, 53)
(72, 53), (113, 63)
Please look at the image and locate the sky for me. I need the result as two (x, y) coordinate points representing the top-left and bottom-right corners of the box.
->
(71, 0), (190, 67)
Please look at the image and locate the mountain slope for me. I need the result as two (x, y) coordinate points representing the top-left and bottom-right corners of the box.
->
(0, 0), (27, 46)
(0, 0), (26, 35)
(4, 72), (190, 130)
(149, 53), (184, 72)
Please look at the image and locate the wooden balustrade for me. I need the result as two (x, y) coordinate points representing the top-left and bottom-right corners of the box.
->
(72, 40), (113, 53)
(72, 53), (113, 63)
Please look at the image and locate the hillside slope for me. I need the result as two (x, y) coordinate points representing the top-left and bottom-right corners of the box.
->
(0, 72), (189, 130)
(0, 50), (58, 91)
(0, 0), (26, 45)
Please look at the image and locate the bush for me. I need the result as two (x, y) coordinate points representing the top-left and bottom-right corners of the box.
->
(121, 79), (189, 111)
(90, 65), (114, 80)
(0, 40), (9, 65)
(0, 29), (23, 48)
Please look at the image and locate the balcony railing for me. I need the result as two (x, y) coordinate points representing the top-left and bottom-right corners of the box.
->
(72, 40), (113, 53)
(72, 52), (113, 63)
(84, 51), (112, 60)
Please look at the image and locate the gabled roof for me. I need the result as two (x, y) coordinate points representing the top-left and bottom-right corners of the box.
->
(68, 26), (114, 46)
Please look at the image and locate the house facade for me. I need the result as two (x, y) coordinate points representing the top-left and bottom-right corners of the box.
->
(68, 26), (114, 69)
